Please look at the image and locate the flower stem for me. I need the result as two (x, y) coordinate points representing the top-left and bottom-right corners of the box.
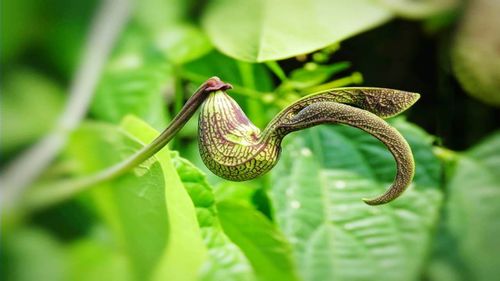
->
(22, 77), (232, 211)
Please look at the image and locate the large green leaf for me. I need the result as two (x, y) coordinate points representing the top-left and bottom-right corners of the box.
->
(65, 123), (168, 280)
(120, 116), (207, 281)
(63, 116), (206, 281)
(202, 0), (392, 62)
(429, 131), (500, 281)
(175, 153), (302, 281)
(169, 151), (257, 281)
(217, 201), (301, 281)
(269, 118), (442, 281)
(198, 227), (256, 281)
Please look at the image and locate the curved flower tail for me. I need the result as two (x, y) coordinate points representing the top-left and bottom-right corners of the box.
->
(279, 101), (415, 205)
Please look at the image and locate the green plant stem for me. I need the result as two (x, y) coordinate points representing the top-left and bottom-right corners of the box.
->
(304, 72), (363, 93)
(174, 75), (185, 117)
(22, 77), (231, 211)
(237, 61), (263, 127)
(265, 61), (288, 82)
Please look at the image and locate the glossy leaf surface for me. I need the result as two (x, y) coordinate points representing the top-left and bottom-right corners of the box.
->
(202, 0), (392, 62)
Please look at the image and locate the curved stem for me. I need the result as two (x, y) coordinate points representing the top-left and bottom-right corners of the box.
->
(23, 77), (232, 211)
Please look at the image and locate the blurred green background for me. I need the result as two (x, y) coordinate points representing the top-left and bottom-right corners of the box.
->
(1, 0), (499, 281)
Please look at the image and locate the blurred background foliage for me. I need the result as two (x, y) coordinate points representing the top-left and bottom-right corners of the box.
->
(1, 0), (499, 281)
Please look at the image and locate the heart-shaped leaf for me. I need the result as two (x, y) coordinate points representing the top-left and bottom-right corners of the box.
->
(202, 0), (392, 62)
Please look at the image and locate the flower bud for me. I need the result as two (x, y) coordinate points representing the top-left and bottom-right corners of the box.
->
(198, 90), (281, 181)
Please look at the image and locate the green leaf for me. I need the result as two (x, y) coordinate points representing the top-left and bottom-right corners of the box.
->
(198, 227), (256, 281)
(202, 0), (392, 62)
(0, 69), (64, 154)
(169, 151), (257, 281)
(120, 116), (207, 281)
(451, 0), (500, 106)
(213, 181), (257, 207)
(430, 131), (500, 281)
(63, 116), (206, 281)
(65, 123), (168, 280)
(468, 131), (500, 167)
(269, 118), (442, 281)
(217, 201), (301, 281)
